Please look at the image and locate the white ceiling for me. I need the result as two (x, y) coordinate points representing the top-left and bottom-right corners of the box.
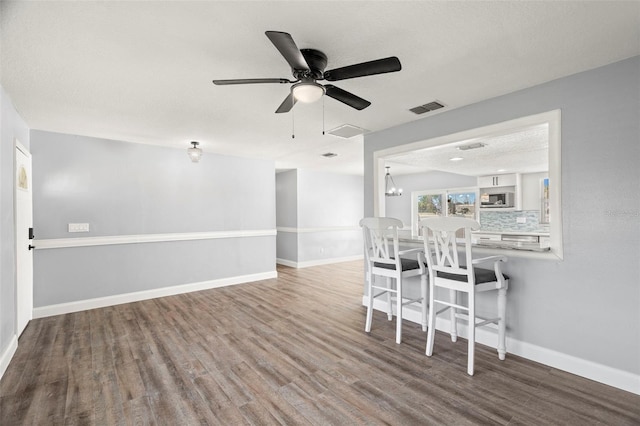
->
(386, 124), (549, 177)
(1, 1), (639, 176)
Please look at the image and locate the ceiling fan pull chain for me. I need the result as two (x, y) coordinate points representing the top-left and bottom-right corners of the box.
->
(322, 95), (325, 135)
(292, 108), (295, 139)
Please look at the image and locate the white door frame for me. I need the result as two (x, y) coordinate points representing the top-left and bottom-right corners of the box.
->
(15, 139), (33, 336)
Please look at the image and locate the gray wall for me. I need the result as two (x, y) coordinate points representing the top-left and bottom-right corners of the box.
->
(0, 86), (30, 364)
(297, 169), (363, 263)
(276, 169), (363, 265)
(276, 170), (298, 262)
(30, 130), (276, 307)
(364, 56), (640, 375)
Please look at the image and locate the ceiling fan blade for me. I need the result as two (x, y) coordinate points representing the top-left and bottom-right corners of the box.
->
(324, 57), (401, 81)
(275, 93), (297, 113)
(265, 31), (310, 71)
(324, 85), (371, 110)
(212, 78), (292, 85)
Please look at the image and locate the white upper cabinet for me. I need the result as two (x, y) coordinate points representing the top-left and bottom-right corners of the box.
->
(477, 174), (518, 188)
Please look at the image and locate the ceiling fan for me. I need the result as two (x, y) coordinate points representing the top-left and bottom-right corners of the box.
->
(212, 31), (401, 113)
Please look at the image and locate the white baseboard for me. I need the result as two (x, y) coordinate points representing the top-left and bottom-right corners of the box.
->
(277, 254), (363, 269)
(362, 296), (640, 395)
(276, 258), (298, 268)
(33, 270), (278, 319)
(0, 334), (18, 381)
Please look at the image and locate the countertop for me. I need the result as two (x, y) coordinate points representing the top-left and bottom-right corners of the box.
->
(399, 230), (551, 253)
(472, 230), (550, 237)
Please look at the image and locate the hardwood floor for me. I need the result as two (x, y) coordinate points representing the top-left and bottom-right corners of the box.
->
(1, 260), (639, 425)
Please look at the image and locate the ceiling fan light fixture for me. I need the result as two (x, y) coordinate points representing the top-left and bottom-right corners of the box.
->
(292, 82), (325, 103)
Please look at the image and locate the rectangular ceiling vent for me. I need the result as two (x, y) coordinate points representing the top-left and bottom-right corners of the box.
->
(327, 124), (369, 139)
(457, 142), (486, 151)
(409, 101), (445, 115)
(322, 152), (338, 158)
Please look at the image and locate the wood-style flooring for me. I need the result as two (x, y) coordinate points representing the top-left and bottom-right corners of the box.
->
(1, 261), (639, 425)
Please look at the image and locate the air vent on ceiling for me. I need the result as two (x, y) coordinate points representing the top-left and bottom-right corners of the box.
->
(322, 152), (338, 158)
(409, 101), (445, 115)
(457, 142), (486, 151)
(327, 124), (369, 139)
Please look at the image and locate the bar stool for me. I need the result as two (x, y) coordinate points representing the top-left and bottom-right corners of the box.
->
(360, 217), (428, 344)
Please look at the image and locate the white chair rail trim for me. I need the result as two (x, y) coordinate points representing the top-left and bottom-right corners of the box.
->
(276, 226), (360, 233)
(362, 297), (640, 396)
(34, 229), (277, 249)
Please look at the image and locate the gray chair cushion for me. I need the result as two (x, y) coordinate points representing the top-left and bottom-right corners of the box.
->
(374, 257), (421, 272)
(437, 267), (509, 284)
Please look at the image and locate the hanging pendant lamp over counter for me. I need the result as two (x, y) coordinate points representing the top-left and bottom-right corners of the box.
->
(385, 166), (402, 196)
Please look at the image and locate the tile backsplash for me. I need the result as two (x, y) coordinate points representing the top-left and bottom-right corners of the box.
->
(479, 210), (549, 233)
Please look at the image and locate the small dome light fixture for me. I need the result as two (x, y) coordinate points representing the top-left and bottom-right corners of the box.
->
(292, 81), (325, 103)
(188, 141), (202, 163)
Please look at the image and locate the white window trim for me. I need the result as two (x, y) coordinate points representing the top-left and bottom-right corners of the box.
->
(373, 109), (562, 260)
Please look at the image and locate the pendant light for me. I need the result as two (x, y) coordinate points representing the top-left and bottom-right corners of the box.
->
(385, 166), (402, 196)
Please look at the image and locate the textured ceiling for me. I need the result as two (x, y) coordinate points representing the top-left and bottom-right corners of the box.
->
(1, 1), (639, 175)
(386, 124), (549, 177)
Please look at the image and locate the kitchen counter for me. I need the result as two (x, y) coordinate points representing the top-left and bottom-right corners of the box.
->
(472, 230), (550, 237)
(399, 228), (552, 257)
(473, 240), (549, 252)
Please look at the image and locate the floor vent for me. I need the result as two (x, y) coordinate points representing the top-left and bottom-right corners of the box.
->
(322, 152), (338, 158)
(409, 101), (445, 115)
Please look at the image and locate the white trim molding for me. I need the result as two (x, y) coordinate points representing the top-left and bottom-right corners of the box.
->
(373, 109), (563, 260)
(0, 334), (18, 381)
(34, 229), (277, 250)
(277, 226), (360, 234)
(277, 254), (363, 269)
(362, 297), (640, 395)
(33, 270), (277, 318)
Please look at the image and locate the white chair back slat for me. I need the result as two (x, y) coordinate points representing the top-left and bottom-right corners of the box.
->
(360, 217), (402, 267)
(422, 217), (479, 283)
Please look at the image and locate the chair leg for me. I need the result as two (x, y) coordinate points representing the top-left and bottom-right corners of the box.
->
(386, 277), (393, 321)
(467, 291), (475, 376)
(497, 286), (507, 360)
(449, 289), (458, 342)
(425, 279), (436, 356)
(395, 277), (402, 344)
(365, 272), (374, 333)
(420, 274), (428, 332)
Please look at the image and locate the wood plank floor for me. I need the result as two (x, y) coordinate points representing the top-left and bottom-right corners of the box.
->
(1, 260), (639, 425)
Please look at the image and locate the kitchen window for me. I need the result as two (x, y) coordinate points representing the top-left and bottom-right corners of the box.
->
(412, 187), (478, 236)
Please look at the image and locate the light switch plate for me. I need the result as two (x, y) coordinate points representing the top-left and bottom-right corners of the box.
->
(68, 223), (90, 233)
(516, 217), (527, 224)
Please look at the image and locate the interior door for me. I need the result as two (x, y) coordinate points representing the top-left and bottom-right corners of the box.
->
(16, 142), (33, 336)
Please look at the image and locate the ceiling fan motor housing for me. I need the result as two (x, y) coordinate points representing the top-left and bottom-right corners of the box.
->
(298, 49), (328, 79)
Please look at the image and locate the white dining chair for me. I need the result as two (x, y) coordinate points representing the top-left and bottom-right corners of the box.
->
(360, 217), (427, 344)
(420, 217), (509, 375)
